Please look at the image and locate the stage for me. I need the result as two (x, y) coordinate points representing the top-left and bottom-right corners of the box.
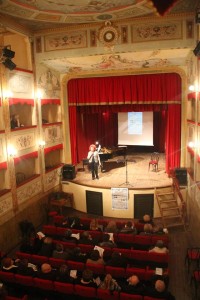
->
(71, 152), (172, 189)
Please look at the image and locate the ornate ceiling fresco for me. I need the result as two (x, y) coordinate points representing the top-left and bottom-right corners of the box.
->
(0, 0), (199, 30)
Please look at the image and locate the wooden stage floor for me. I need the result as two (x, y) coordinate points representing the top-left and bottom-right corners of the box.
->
(72, 153), (172, 189)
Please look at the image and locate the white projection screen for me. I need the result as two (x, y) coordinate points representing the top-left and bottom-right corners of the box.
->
(118, 112), (153, 146)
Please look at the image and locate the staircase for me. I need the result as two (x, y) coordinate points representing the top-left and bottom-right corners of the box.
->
(155, 180), (186, 229)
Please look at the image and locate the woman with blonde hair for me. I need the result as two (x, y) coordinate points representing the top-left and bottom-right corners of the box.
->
(99, 273), (121, 292)
(89, 218), (100, 231)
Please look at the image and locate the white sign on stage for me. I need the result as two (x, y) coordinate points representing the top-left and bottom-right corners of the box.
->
(111, 188), (128, 210)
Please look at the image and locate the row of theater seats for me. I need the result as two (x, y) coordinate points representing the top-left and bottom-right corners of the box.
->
(42, 224), (169, 250)
(52, 215), (147, 232)
(16, 247), (169, 271)
(0, 271), (167, 300)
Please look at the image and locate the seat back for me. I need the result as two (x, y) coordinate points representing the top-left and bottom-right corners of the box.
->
(31, 254), (49, 266)
(42, 225), (57, 236)
(67, 260), (85, 271)
(150, 152), (159, 162)
(97, 288), (119, 300)
(49, 257), (66, 268)
(0, 271), (15, 283)
(33, 277), (54, 291)
(74, 284), (97, 298)
(54, 281), (74, 295)
(85, 262), (105, 275)
(15, 252), (32, 261)
(133, 235), (152, 250)
(15, 274), (34, 286)
(105, 266), (126, 278)
(125, 267), (146, 281)
(119, 293), (143, 300)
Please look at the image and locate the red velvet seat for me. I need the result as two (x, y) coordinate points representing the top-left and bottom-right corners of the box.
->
(133, 235), (152, 250)
(116, 233), (135, 247)
(78, 243), (93, 253)
(56, 226), (68, 237)
(74, 284), (97, 298)
(143, 297), (164, 300)
(42, 225), (57, 236)
(49, 257), (66, 268)
(31, 254), (49, 266)
(104, 266), (126, 278)
(97, 288), (119, 300)
(185, 247), (200, 273)
(151, 235), (169, 247)
(5, 296), (28, 300)
(129, 250), (149, 267)
(15, 251), (32, 261)
(85, 262), (105, 275)
(67, 260), (85, 271)
(33, 277), (54, 291)
(119, 293), (143, 300)
(148, 152), (159, 172)
(0, 271), (15, 283)
(54, 281), (74, 295)
(15, 274), (34, 287)
(147, 252), (169, 268)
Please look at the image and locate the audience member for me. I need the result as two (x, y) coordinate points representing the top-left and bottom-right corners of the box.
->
(106, 252), (128, 268)
(16, 258), (36, 276)
(52, 243), (71, 260)
(149, 240), (169, 254)
(89, 218), (101, 231)
(99, 233), (117, 248)
(105, 221), (118, 233)
(77, 269), (97, 288)
(38, 237), (54, 257)
(153, 224), (166, 235)
(31, 231), (46, 254)
(37, 263), (57, 280)
(62, 229), (78, 243)
(139, 214), (154, 225)
(120, 221), (137, 234)
(86, 249), (105, 265)
(146, 279), (175, 299)
(1, 257), (18, 273)
(79, 231), (95, 245)
(121, 274), (146, 295)
(139, 223), (153, 235)
(56, 264), (74, 283)
(68, 216), (83, 229)
(71, 247), (88, 263)
(99, 273), (121, 292)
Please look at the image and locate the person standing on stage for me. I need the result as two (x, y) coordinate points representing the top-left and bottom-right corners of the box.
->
(87, 144), (101, 180)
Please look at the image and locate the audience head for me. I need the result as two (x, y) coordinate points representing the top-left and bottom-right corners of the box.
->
(58, 264), (69, 276)
(144, 223), (153, 233)
(41, 263), (52, 274)
(2, 257), (14, 268)
(82, 269), (93, 282)
(155, 279), (166, 292)
(106, 221), (117, 232)
(102, 233), (110, 242)
(143, 214), (151, 223)
(43, 237), (53, 244)
(127, 275), (140, 286)
(65, 229), (72, 238)
(90, 249), (100, 261)
(17, 258), (29, 269)
(90, 218), (99, 230)
(56, 243), (64, 252)
(156, 240), (165, 249)
(73, 247), (81, 255)
(125, 221), (133, 228)
(81, 231), (90, 239)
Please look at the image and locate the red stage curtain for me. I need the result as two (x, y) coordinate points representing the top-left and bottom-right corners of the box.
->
(67, 73), (181, 173)
(165, 105), (181, 173)
(68, 73), (181, 105)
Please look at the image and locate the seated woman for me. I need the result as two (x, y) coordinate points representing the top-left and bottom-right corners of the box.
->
(105, 221), (118, 233)
(90, 218), (101, 231)
(56, 264), (74, 283)
(99, 273), (121, 292)
(120, 221), (137, 234)
(99, 233), (117, 248)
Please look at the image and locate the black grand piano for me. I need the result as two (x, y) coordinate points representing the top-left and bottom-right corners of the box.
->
(82, 147), (126, 172)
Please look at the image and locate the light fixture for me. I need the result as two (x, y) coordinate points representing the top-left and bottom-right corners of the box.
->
(0, 45), (16, 70)
(39, 140), (46, 149)
(7, 146), (17, 157)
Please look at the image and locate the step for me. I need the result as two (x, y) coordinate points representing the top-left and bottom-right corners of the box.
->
(156, 192), (174, 196)
(162, 215), (183, 219)
(158, 199), (177, 204)
(161, 207), (180, 211)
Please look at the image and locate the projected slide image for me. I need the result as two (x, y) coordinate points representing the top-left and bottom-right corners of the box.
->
(128, 112), (142, 135)
(118, 111), (153, 146)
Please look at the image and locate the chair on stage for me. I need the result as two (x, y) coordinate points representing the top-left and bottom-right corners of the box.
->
(148, 152), (159, 172)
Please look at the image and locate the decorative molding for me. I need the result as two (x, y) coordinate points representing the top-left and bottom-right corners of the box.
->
(44, 125), (62, 144)
(98, 21), (120, 47)
(12, 132), (35, 151)
(44, 167), (61, 192)
(8, 70), (34, 99)
(44, 31), (87, 51)
(17, 177), (42, 204)
(0, 195), (12, 216)
(131, 21), (182, 42)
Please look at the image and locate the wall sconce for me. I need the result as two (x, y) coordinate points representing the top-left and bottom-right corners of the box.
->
(39, 140), (46, 149)
(36, 89), (43, 100)
(7, 146), (17, 157)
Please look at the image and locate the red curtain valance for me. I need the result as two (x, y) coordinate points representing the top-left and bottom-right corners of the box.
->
(0, 162), (7, 170)
(9, 98), (34, 106)
(41, 99), (61, 105)
(187, 92), (200, 100)
(14, 151), (38, 165)
(68, 73), (182, 106)
(44, 144), (63, 155)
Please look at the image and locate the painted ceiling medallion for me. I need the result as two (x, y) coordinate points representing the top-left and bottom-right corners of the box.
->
(98, 21), (120, 47)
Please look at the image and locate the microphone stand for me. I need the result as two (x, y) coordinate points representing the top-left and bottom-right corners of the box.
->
(120, 156), (134, 187)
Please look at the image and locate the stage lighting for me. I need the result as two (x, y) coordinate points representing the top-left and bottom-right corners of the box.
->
(2, 47), (15, 59)
(193, 41), (200, 57)
(3, 58), (16, 70)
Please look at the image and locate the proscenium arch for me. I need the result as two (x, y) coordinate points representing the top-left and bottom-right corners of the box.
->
(60, 67), (187, 169)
